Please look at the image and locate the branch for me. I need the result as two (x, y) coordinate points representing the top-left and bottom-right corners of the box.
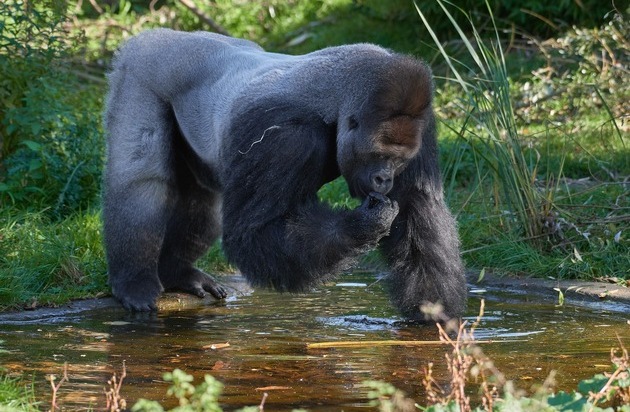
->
(177, 0), (230, 36)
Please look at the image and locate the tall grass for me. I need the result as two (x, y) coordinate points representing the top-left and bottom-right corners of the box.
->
(416, 0), (560, 243)
(0, 209), (107, 309)
(0, 375), (38, 412)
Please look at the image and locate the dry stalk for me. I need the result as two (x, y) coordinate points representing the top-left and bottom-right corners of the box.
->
(104, 361), (127, 412)
(258, 392), (268, 411)
(422, 300), (507, 412)
(48, 362), (69, 411)
(588, 339), (630, 410)
(177, 0), (230, 36)
(422, 319), (475, 411)
(422, 362), (444, 405)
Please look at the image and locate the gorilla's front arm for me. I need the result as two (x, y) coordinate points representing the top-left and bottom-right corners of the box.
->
(381, 117), (467, 321)
(219, 100), (465, 320)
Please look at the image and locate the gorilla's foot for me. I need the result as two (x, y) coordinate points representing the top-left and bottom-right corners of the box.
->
(111, 276), (163, 311)
(162, 268), (228, 300)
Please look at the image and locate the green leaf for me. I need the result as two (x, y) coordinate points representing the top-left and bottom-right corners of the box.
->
(553, 288), (565, 306)
(577, 374), (608, 395)
(21, 139), (41, 151)
(28, 159), (42, 172)
(30, 122), (42, 136)
(131, 399), (165, 412)
(617, 376), (630, 388)
(496, 395), (553, 411)
(477, 267), (485, 282)
(424, 401), (461, 412)
(547, 391), (587, 412)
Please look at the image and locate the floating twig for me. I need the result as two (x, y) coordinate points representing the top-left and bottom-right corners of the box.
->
(306, 339), (506, 350)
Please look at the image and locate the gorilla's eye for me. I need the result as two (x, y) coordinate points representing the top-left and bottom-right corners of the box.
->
(347, 116), (359, 130)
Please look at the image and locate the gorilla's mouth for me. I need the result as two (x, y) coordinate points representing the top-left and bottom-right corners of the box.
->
(349, 177), (394, 199)
(348, 178), (383, 200)
(346, 180), (365, 199)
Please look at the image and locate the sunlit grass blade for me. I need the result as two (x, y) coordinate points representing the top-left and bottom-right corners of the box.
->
(591, 84), (626, 148)
(417, 0), (562, 243)
(414, 2), (469, 93)
(435, 0), (486, 75)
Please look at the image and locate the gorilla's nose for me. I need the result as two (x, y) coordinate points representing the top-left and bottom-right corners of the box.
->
(370, 171), (393, 194)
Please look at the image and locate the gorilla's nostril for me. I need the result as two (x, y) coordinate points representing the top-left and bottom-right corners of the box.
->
(371, 172), (393, 194)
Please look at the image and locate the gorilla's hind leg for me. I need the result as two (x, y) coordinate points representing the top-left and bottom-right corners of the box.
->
(103, 183), (175, 311)
(158, 182), (228, 301)
(103, 73), (179, 311)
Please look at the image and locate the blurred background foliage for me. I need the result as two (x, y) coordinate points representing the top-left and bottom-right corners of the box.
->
(0, 0), (103, 216)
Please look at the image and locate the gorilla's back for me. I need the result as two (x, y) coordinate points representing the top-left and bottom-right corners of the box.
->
(111, 29), (263, 99)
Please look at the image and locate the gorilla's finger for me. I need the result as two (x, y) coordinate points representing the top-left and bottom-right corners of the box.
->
(193, 286), (207, 298)
(204, 283), (228, 300)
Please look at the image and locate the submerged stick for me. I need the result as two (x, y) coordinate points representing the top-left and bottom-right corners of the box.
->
(306, 339), (511, 349)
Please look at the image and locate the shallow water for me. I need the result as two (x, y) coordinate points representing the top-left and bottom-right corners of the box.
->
(0, 273), (628, 411)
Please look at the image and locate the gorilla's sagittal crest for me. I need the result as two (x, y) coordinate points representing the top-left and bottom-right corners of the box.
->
(103, 29), (467, 321)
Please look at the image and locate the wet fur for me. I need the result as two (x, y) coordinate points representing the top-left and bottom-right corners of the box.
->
(103, 29), (466, 320)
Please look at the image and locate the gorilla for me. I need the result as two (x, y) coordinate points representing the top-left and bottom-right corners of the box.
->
(103, 29), (466, 321)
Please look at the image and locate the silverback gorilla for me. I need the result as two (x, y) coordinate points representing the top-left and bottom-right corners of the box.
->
(103, 29), (466, 321)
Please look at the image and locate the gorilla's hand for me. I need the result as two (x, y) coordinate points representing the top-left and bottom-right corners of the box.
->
(347, 192), (399, 247)
(366, 191), (400, 236)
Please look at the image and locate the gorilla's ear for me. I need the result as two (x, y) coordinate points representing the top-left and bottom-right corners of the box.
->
(372, 56), (433, 118)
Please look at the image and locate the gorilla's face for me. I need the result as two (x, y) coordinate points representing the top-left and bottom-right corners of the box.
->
(337, 114), (422, 198)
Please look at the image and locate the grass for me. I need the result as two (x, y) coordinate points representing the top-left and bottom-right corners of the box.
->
(0, 375), (38, 412)
(0, 209), (107, 310)
(423, 0), (628, 282)
(456, 181), (629, 280)
(0, 208), (235, 310)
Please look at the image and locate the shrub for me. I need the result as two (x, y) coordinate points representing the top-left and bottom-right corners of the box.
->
(0, 0), (104, 215)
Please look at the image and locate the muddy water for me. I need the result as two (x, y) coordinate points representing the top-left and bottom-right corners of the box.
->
(0, 273), (628, 411)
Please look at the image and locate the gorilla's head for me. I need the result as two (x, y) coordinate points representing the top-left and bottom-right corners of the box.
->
(336, 55), (433, 198)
